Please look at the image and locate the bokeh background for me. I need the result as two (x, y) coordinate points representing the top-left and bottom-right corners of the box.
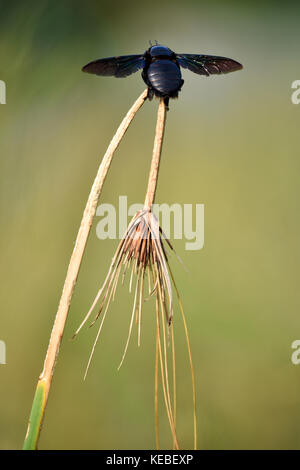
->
(1, 0), (300, 450)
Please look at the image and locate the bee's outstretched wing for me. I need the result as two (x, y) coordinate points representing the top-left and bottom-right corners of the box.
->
(82, 55), (145, 78)
(177, 54), (243, 76)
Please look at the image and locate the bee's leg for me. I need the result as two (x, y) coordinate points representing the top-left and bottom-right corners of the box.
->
(147, 87), (154, 101)
(163, 96), (169, 110)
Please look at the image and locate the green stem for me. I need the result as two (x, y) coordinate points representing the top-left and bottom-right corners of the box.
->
(23, 380), (46, 450)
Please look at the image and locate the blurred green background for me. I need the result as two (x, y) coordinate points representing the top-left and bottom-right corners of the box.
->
(1, 0), (300, 450)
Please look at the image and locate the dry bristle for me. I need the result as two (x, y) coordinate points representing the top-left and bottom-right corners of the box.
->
(73, 209), (179, 445)
(73, 210), (174, 368)
(73, 208), (181, 447)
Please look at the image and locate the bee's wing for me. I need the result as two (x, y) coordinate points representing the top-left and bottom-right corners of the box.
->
(177, 54), (243, 76)
(82, 55), (145, 78)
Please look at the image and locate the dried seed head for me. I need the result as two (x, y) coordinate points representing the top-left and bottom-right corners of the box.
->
(73, 209), (175, 375)
(73, 208), (197, 450)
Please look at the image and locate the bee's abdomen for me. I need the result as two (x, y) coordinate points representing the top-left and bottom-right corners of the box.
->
(147, 60), (182, 96)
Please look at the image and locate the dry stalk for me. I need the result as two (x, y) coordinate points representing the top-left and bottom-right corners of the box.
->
(72, 99), (185, 449)
(23, 89), (148, 450)
(144, 98), (167, 210)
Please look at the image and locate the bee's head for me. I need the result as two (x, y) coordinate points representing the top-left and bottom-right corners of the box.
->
(148, 45), (173, 58)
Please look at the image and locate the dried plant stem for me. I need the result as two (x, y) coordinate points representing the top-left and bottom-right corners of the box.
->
(143, 98), (196, 449)
(23, 89), (148, 450)
(143, 99), (179, 448)
(144, 98), (167, 211)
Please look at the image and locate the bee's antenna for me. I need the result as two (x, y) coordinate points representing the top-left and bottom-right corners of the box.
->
(154, 39), (158, 45)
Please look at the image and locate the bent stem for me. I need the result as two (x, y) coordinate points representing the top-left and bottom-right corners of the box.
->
(23, 89), (148, 450)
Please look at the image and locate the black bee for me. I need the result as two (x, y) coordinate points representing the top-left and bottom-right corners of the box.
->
(82, 43), (243, 108)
